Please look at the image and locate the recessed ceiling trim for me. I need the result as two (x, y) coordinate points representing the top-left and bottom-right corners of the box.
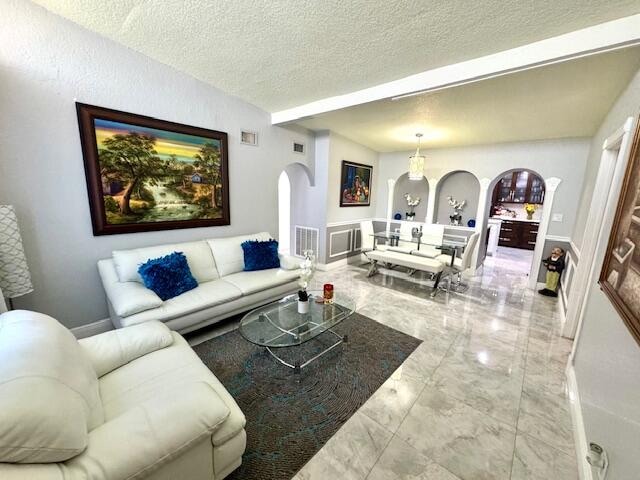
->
(272, 14), (640, 125)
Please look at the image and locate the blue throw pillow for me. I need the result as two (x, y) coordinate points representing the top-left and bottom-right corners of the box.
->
(137, 252), (198, 301)
(241, 239), (280, 271)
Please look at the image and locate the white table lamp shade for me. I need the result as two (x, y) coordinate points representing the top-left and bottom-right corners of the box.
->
(0, 205), (33, 299)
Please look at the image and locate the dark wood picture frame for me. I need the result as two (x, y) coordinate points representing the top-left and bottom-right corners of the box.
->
(339, 160), (373, 207)
(599, 119), (640, 346)
(76, 103), (230, 235)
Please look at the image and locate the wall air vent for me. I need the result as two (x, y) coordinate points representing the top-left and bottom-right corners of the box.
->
(294, 226), (319, 258)
(240, 130), (258, 146)
(293, 142), (305, 154)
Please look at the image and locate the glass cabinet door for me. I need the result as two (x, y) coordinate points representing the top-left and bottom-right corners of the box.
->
(496, 173), (513, 202)
(528, 175), (545, 204)
(512, 171), (529, 203)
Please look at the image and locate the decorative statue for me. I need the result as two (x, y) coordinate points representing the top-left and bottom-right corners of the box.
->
(447, 196), (466, 226)
(404, 193), (421, 221)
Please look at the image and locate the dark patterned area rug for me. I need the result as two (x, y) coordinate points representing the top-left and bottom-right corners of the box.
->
(193, 312), (421, 480)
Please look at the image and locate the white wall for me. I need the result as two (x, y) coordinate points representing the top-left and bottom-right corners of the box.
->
(375, 138), (590, 237)
(571, 68), (640, 480)
(326, 132), (379, 224)
(0, 0), (315, 328)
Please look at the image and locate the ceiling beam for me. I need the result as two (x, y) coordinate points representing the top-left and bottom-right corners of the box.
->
(271, 14), (640, 125)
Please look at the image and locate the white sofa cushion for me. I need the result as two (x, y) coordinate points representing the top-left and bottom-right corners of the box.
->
(113, 240), (219, 284)
(99, 333), (246, 447)
(79, 322), (174, 377)
(207, 232), (272, 277)
(223, 268), (300, 295)
(0, 311), (103, 463)
(118, 279), (243, 327)
(98, 259), (163, 317)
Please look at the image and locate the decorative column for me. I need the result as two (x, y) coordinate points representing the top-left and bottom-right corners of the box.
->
(527, 177), (562, 289)
(425, 178), (439, 224)
(386, 178), (395, 231)
(471, 178), (492, 269)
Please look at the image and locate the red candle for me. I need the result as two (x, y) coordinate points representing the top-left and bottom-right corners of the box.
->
(323, 283), (334, 304)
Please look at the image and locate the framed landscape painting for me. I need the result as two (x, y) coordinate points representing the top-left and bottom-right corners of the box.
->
(76, 103), (230, 235)
(340, 160), (372, 207)
(600, 120), (640, 346)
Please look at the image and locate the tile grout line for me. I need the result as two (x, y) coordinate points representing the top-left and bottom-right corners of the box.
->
(362, 321), (463, 480)
(509, 322), (532, 479)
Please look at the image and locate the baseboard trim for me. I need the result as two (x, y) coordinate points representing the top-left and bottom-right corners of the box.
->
(71, 318), (114, 339)
(566, 365), (593, 480)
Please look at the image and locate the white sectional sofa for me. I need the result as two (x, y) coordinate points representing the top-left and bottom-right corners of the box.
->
(0, 310), (246, 480)
(98, 232), (301, 333)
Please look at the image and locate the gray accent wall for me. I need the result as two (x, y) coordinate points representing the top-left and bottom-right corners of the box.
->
(375, 138), (590, 238)
(392, 174), (429, 221)
(324, 223), (363, 263)
(0, 2), (316, 329)
(435, 171), (480, 226)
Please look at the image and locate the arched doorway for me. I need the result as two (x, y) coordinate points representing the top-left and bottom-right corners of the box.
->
(278, 162), (314, 256)
(392, 173), (429, 221)
(484, 168), (546, 282)
(278, 171), (291, 254)
(434, 170), (481, 226)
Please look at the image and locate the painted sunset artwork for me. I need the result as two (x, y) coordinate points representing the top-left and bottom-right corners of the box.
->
(95, 119), (223, 224)
(77, 104), (230, 235)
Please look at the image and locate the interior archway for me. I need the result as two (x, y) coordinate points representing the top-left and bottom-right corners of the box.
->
(434, 170), (480, 226)
(481, 168), (547, 283)
(392, 173), (429, 221)
(278, 162), (314, 256)
(278, 171), (291, 254)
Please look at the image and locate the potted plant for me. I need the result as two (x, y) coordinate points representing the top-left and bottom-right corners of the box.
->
(447, 196), (466, 226)
(297, 249), (315, 314)
(524, 203), (536, 220)
(404, 193), (421, 221)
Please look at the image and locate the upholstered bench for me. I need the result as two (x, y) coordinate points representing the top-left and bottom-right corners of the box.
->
(365, 249), (444, 296)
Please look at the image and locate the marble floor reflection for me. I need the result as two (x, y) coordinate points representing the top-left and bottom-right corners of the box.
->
(294, 247), (577, 480)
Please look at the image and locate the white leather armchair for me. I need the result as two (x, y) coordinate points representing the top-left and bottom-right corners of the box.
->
(0, 310), (246, 480)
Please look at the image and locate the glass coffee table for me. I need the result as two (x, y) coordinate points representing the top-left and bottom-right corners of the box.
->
(239, 291), (356, 372)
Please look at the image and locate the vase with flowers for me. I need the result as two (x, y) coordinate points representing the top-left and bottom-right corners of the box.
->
(524, 203), (536, 220)
(447, 196), (466, 226)
(297, 249), (315, 313)
(404, 193), (421, 221)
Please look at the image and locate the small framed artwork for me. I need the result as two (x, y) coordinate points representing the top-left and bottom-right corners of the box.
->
(599, 120), (640, 345)
(76, 103), (230, 235)
(340, 160), (372, 207)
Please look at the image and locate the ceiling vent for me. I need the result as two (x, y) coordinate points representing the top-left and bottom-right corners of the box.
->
(293, 142), (305, 154)
(241, 130), (258, 146)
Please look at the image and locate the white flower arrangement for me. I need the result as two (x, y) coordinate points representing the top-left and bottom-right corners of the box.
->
(447, 196), (466, 212)
(404, 193), (421, 207)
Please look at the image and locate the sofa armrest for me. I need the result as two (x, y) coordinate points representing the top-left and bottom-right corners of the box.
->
(279, 253), (301, 271)
(98, 259), (163, 318)
(79, 322), (173, 377)
(60, 382), (229, 480)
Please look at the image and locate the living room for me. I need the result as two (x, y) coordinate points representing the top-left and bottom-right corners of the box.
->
(2, 1), (640, 479)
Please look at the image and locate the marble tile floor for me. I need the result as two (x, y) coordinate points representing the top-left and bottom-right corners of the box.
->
(186, 246), (577, 479)
(294, 246), (577, 480)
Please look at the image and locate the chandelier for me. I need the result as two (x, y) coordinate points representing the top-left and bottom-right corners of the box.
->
(408, 133), (425, 180)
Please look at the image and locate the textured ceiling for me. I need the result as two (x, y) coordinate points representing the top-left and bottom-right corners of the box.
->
(31, 0), (640, 112)
(297, 47), (640, 151)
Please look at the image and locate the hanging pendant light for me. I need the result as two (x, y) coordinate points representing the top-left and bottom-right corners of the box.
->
(408, 133), (425, 180)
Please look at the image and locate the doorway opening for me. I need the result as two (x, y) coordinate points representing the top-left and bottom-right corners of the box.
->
(278, 171), (291, 254)
(484, 169), (546, 280)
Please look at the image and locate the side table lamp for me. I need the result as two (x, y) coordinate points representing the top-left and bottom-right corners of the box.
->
(0, 205), (33, 310)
